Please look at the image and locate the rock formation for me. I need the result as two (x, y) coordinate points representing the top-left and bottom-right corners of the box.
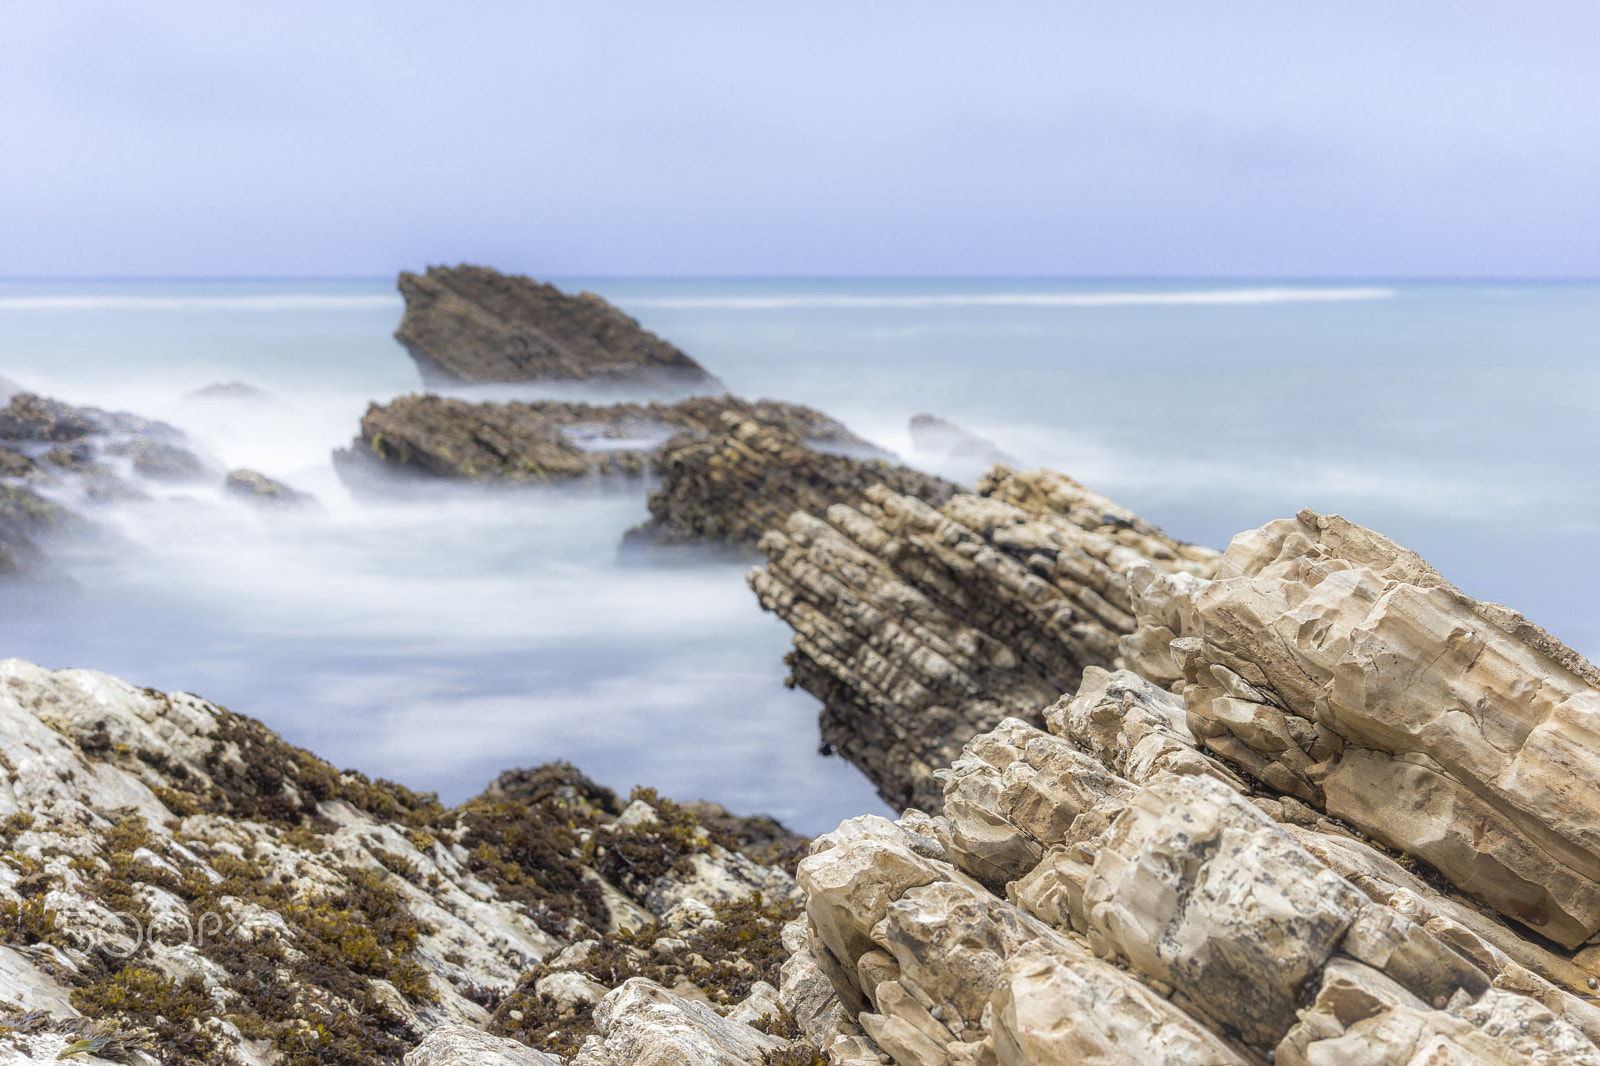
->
(782, 702), (1600, 1066)
(6, 502), (1600, 1065)
(626, 416), (961, 553)
(0, 392), (214, 577)
(333, 392), (880, 489)
(757, 503), (1600, 1066)
(224, 469), (315, 508)
(0, 659), (812, 1065)
(394, 266), (718, 388)
(748, 465), (1219, 811)
(1123, 508), (1600, 949)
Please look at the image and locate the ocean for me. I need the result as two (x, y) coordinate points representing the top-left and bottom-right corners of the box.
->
(0, 278), (1595, 835)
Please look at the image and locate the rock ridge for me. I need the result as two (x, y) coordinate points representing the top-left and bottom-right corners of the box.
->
(748, 464), (1219, 812)
(394, 266), (718, 388)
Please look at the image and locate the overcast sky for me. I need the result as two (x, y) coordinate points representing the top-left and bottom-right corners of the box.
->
(2, 1), (1596, 278)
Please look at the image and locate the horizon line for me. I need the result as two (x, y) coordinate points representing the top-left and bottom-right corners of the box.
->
(1, 272), (1598, 285)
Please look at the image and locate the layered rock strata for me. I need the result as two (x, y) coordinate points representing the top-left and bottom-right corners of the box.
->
(627, 416), (961, 552)
(394, 266), (718, 388)
(782, 692), (1600, 1066)
(0, 660), (810, 1065)
(1123, 509), (1600, 949)
(748, 465), (1219, 811)
(333, 393), (882, 487)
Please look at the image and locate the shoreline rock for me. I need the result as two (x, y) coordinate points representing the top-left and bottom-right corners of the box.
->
(394, 266), (720, 389)
(4, 498), (1600, 1064)
(747, 463), (1219, 812)
(0, 660), (811, 1065)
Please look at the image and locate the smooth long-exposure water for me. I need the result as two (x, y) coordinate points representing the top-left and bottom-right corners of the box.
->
(1, 278), (1595, 834)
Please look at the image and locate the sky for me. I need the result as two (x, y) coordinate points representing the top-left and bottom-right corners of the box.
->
(1, 1), (1596, 278)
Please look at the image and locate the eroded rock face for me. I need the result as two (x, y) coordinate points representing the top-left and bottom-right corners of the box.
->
(0, 659), (809, 1065)
(748, 465), (1219, 812)
(1125, 508), (1600, 948)
(791, 709), (1600, 1066)
(394, 266), (718, 388)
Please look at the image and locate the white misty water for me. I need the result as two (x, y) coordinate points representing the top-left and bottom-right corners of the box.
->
(0, 278), (1596, 835)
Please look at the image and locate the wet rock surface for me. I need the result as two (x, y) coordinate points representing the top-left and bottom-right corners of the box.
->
(748, 464), (1219, 812)
(333, 392), (880, 490)
(394, 265), (719, 388)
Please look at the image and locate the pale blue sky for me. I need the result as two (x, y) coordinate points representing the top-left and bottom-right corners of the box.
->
(2, 1), (1596, 278)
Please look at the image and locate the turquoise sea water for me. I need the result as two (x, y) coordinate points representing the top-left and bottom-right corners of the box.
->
(0, 278), (1595, 833)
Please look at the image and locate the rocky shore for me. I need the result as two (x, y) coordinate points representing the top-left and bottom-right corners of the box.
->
(4, 488), (1599, 1065)
(394, 266), (719, 389)
(8, 275), (1600, 1065)
(0, 661), (806, 1065)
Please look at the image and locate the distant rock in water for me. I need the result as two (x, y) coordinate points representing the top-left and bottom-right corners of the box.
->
(748, 464), (1220, 812)
(332, 392), (880, 488)
(0, 391), (214, 578)
(225, 468), (316, 508)
(625, 416), (962, 554)
(187, 380), (270, 400)
(395, 264), (720, 388)
(908, 412), (1016, 467)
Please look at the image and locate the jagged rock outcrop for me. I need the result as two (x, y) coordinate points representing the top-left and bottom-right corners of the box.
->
(0, 659), (810, 1065)
(748, 465), (1219, 812)
(333, 393), (879, 489)
(782, 692), (1600, 1066)
(625, 417), (962, 553)
(1122, 508), (1600, 949)
(394, 266), (719, 388)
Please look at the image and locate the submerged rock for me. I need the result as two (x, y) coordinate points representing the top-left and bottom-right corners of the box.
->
(748, 464), (1218, 811)
(186, 381), (270, 400)
(908, 413), (1015, 468)
(0, 391), (214, 577)
(394, 265), (719, 388)
(333, 392), (878, 489)
(224, 468), (316, 508)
